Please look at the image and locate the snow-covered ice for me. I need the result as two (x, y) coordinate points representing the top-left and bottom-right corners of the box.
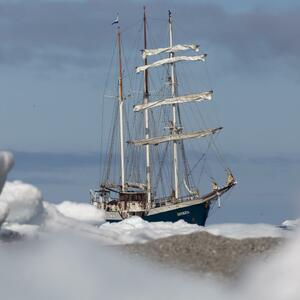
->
(206, 222), (285, 239)
(98, 217), (202, 244)
(56, 200), (105, 225)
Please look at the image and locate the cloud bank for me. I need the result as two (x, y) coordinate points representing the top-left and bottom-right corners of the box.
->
(1, 1), (299, 69)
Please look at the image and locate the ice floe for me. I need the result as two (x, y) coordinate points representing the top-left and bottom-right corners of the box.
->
(205, 223), (285, 239)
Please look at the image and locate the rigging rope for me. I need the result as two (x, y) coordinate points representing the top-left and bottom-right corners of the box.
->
(99, 36), (117, 184)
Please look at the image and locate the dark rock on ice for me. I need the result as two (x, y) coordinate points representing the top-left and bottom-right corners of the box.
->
(124, 231), (284, 277)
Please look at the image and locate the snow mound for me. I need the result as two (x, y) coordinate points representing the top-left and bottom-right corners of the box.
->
(55, 201), (105, 225)
(0, 181), (43, 224)
(99, 216), (202, 244)
(206, 223), (285, 239)
(0, 151), (14, 194)
(40, 202), (109, 242)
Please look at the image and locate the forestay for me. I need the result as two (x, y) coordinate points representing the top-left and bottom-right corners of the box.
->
(136, 55), (207, 73)
(142, 44), (199, 59)
(133, 91), (213, 112)
(128, 127), (222, 146)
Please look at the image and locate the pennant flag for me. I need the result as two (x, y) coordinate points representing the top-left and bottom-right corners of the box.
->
(112, 14), (119, 25)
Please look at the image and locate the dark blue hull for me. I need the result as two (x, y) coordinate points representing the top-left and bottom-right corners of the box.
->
(143, 201), (210, 226)
(100, 179), (235, 226)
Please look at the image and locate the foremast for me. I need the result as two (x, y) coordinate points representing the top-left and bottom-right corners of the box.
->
(117, 26), (126, 192)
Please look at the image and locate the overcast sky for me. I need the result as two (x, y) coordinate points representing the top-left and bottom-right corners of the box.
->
(1, 0), (300, 224)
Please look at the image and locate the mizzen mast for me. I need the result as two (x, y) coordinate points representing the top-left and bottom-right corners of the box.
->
(143, 6), (152, 208)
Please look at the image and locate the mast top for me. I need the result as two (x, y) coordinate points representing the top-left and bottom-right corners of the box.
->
(112, 13), (120, 27)
(168, 10), (173, 25)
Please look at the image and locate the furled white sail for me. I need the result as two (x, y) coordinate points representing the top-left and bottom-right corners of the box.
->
(128, 127), (222, 146)
(142, 44), (199, 59)
(136, 55), (207, 73)
(125, 182), (147, 190)
(133, 91), (213, 112)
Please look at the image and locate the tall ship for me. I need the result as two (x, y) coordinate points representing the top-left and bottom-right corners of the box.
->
(90, 8), (236, 226)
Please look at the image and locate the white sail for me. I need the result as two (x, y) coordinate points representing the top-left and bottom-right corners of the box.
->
(136, 54), (207, 73)
(133, 91), (213, 112)
(125, 182), (147, 190)
(142, 44), (199, 59)
(128, 127), (222, 146)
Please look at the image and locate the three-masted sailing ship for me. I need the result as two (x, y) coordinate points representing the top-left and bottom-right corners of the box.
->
(90, 8), (236, 226)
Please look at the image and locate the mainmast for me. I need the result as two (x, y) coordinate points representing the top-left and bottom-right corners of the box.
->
(117, 26), (125, 191)
(168, 10), (179, 199)
(143, 7), (151, 207)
